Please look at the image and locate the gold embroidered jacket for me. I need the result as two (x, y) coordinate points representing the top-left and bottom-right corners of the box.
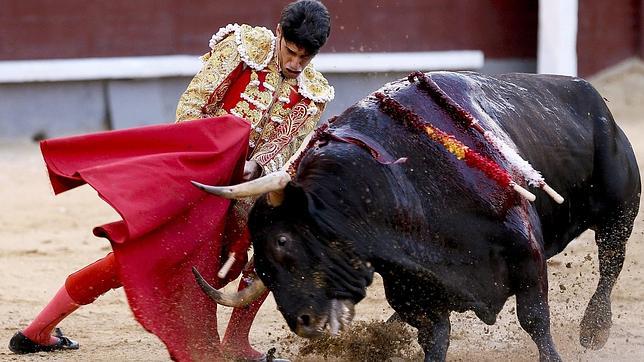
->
(176, 23), (334, 174)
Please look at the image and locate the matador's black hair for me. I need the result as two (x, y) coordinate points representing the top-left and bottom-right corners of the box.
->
(280, 0), (331, 55)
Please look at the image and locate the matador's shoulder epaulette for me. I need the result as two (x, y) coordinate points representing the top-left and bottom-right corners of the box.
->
(208, 23), (275, 71)
(298, 64), (335, 103)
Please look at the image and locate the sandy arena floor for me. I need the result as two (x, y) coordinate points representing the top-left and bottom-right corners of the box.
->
(1, 62), (643, 361)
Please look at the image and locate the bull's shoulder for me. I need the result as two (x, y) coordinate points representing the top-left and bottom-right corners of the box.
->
(494, 73), (602, 99)
(426, 71), (599, 96)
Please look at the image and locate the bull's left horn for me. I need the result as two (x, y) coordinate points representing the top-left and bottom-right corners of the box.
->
(191, 170), (291, 199)
(192, 267), (267, 307)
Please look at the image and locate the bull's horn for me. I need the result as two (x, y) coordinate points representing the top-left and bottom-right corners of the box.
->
(267, 189), (285, 206)
(192, 267), (267, 307)
(191, 170), (291, 199)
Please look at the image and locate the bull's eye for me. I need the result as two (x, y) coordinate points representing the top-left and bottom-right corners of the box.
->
(277, 235), (288, 246)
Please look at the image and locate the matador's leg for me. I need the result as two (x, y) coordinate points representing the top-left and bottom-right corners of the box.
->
(10, 252), (121, 353)
(220, 199), (270, 361)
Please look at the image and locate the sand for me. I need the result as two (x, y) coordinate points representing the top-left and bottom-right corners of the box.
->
(1, 61), (643, 361)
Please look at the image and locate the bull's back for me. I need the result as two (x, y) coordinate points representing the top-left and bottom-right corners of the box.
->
(438, 73), (601, 253)
(394, 72), (637, 255)
(335, 71), (637, 255)
(464, 73), (639, 253)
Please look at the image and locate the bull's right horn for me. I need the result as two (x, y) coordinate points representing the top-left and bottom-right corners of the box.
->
(191, 170), (291, 199)
(192, 267), (267, 308)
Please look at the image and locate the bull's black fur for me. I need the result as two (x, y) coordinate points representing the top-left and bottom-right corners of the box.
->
(249, 72), (641, 361)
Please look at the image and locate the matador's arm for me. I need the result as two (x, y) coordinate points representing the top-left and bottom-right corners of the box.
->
(175, 35), (242, 123)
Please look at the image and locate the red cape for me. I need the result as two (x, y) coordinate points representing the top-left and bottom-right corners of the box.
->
(40, 116), (251, 361)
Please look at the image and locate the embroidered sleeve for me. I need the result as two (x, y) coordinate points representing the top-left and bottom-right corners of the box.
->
(253, 102), (326, 174)
(175, 34), (241, 122)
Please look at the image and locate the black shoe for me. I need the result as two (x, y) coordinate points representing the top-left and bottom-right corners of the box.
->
(8, 328), (79, 354)
(263, 347), (290, 362)
(240, 355), (290, 362)
(235, 348), (290, 362)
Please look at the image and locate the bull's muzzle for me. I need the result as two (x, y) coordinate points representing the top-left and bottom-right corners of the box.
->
(295, 299), (355, 338)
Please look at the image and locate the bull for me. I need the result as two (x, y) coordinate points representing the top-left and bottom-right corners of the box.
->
(193, 71), (640, 361)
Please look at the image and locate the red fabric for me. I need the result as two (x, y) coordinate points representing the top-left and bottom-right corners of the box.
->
(40, 116), (251, 362)
(221, 271), (270, 359)
(203, 63), (244, 114)
(220, 66), (251, 113)
(65, 252), (121, 305)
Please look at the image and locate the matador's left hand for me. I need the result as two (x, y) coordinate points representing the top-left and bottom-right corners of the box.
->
(242, 160), (262, 181)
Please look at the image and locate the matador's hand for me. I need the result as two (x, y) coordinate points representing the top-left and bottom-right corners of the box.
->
(242, 160), (262, 181)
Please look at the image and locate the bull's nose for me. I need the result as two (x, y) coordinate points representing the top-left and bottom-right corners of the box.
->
(295, 313), (325, 338)
(298, 314), (312, 328)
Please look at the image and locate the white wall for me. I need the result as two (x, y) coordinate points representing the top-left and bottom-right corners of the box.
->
(538, 0), (579, 76)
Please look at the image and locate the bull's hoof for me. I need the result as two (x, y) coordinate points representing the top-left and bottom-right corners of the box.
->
(579, 324), (611, 350)
(538, 350), (563, 362)
(579, 296), (612, 350)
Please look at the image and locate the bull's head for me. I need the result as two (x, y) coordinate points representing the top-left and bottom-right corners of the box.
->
(193, 171), (375, 338)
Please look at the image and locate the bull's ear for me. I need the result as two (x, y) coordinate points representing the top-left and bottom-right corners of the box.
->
(282, 183), (331, 225)
(282, 182), (310, 210)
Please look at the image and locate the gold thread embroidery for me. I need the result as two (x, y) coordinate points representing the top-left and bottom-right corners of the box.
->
(297, 64), (334, 102)
(264, 70), (281, 90)
(255, 79), (297, 150)
(244, 82), (272, 109)
(202, 78), (233, 117)
(176, 35), (240, 122)
(252, 101), (310, 165)
(214, 108), (229, 117)
(237, 25), (274, 70)
(232, 100), (263, 125)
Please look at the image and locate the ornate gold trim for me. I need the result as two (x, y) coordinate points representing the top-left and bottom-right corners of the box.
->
(297, 64), (334, 102)
(252, 100), (310, 165)
(235, 24), (275, 71)
(209, 23), (241, 50)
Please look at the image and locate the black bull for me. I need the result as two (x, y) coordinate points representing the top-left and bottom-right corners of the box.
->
(246, 72), (639, 361)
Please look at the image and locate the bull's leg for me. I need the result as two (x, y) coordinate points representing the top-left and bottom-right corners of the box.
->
(514, 259), (561, 362)
(415, 311), (451, 362)
(580, 205), (637, 349)
(382, 274), (450, 361)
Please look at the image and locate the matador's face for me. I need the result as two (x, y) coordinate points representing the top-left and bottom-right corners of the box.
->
(275, 25), (314, 79)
